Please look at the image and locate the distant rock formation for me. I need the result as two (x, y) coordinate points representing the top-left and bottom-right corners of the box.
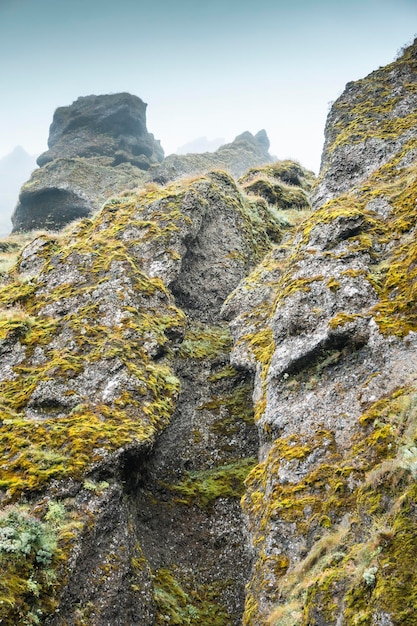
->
(11, 157), (148, 233)
(11, 94), (163, 232)
(148, 130), (273, 184)
(37, 93), (164, 168)
(11, 94), (274, 234)
(176, 136), (225, 154)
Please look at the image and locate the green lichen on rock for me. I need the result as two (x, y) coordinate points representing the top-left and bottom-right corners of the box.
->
(245, 391), (417, 626)
(178, 323), (232, 360)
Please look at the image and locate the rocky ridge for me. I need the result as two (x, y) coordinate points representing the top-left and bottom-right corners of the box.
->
(11, 94), (274, 234)
(0, 38), (417, 626)
(149, 130), (273, 185)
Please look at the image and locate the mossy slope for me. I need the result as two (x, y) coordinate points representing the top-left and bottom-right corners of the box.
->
(223, 38), (417, 625)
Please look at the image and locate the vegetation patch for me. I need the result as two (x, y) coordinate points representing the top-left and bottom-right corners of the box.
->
(164, 457), (258, 510)
(153, 567), (231, 626)
(0, 501), (81, 625)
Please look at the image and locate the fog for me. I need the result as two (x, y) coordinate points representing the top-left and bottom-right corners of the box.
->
(0, 0), (416, 232)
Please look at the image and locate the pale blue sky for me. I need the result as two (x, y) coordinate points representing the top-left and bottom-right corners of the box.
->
(0, 0), (416, 172)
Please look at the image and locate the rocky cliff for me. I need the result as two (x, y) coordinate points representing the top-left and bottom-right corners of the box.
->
(0, 38), (417, 626)
(225, 38), (417, 624)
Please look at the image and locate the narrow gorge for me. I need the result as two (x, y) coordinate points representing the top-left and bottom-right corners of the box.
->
(0, 38), (417, 626)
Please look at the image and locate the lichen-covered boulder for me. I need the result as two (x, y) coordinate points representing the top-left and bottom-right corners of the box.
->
(4, 35), (417, 626)
(223, 38), (417, 625)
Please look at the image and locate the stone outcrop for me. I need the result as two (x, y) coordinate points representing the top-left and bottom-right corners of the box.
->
(11, 157), (148, 233)
(11, 94), (163, 233)
(37, 93), (164, 168)
(1, 38), (417, 626)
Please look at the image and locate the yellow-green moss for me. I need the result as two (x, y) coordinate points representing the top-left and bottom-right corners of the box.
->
(178, 323), (232, 360)
(323, 42), (417, 156)
(164, 457), (257, 510)
(153, 567), (231, 625)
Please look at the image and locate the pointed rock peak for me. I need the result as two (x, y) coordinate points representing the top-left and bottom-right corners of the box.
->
(222, 129), (270, 153)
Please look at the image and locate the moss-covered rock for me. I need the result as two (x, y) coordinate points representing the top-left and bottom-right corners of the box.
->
(223, 38), (417, 625)
(313, 38), (417, 208)
(0, 169), (283, 624)
(239, 160), (315, 212)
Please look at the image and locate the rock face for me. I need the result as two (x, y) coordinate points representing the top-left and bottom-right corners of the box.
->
(312, 41), (417, 208)
(11, 157), (149, 233)
(11, 94), (163, 233)
(223, 38), (417, 624)
(1, 39), (417, 626)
